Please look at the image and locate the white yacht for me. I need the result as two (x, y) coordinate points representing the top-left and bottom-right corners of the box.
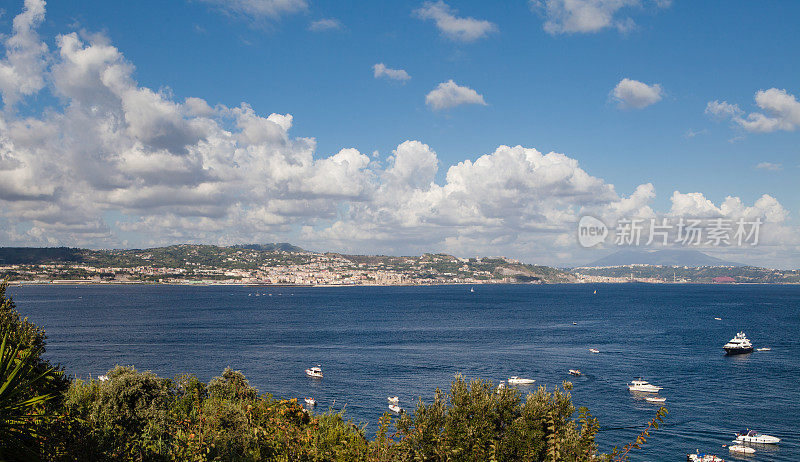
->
(304, 397), (316, 406)
(568, 369), (581, 376)
(589, 348), (600, 354)
(388, 404), (402, 413)
(387, 396), (399, 404)
(305, 365), (323, 378)
(687, 453), (724, 462)
(628, 379), (662, 393)
(734, 430), (780, 444)
(507, 376), (535, 385)
(723, 332), (753, 355)
(728, 445), (755, 454)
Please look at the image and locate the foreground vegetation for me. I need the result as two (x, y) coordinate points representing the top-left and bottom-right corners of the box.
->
(0, 282), (664, 460)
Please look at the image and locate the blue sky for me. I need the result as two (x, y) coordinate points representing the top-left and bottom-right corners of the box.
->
(0, 0), (798, 267)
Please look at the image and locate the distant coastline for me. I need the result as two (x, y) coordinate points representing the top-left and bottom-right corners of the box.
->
(2, 244), (798, 285)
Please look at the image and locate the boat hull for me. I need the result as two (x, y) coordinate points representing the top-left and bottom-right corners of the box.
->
(724, 346), (754, 355)
(736, 435), (780, 444)
(508, 379), (535, 385)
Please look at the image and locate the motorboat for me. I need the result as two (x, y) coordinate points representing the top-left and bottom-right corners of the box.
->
(589, 348), (600, 354)
(628, 379), (662, 393)
(507, 376), (535, 385)
(756, 347), (771, 351)
(687, 452), (725, 462)
(387, 396), (399, 404)
(568, 369), (581, 376)
(304, 397), (316, 406)
(723, 332), (753, 355)
(714, 317), (722, 321)
(388, 404), (402, 413)
(305, 365), (323, 378)
(645, 397), (666, 403)
(470, 287), (474, 293)
(734, 430), (780, 444)
(97, 375), (109, 382)
(728, 445), (755, 454)
(572, 322), (577, 325)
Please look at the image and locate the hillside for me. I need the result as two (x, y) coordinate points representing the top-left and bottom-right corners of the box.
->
(0, 245), (575, 285)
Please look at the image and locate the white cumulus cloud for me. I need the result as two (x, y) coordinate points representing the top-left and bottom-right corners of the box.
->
(373, 63), (411, 82)
(611, 78), (663, 109)
(0, 0), (47, 108)
(533, 0), (669, 35)
(707, 88), (800, 133)
(425, 80), (487, 111)
(414, 1), (497, 42)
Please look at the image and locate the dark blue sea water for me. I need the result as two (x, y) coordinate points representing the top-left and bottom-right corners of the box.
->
(8, 283), (800, 461)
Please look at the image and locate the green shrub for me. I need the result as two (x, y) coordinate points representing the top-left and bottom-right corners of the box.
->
(388, 375), (602, 461)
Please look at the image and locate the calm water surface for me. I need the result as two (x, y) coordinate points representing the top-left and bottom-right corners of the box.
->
(9, 283), (800, 461)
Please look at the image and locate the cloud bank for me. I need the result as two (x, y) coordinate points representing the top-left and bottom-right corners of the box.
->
(0, 1), (795, 268)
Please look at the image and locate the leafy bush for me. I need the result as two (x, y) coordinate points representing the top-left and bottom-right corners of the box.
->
(387, 375), (602, 461)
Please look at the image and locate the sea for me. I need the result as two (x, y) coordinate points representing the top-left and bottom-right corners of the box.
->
(7, 283), (800, 461)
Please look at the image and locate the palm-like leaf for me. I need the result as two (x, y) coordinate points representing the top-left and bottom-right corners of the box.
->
(0, 330), (57, 461)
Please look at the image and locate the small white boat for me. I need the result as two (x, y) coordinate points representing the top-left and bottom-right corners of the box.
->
(593, 290), (597, 295)
(387, 396), (399, 404)
(507, 376), (535, 385)
(304, 397), (316, 406)
(305, 365), (323, 378)
(388, 404), (402, 413)
(568, 369), (581, 376)
(714, 317), (722, 321)
(470, 287), (474, 293)
(589, 348), (600, 354)
(645, 396), (666, 403)
(734, 430), (780, 444)
(496, 381), (505, 393)
(628, 379), (662, 393)
(572, 322), (577, 325)
(687, 453), (725, 462)
(728, 445), (755, 454)
(756, 347), (771, 351)
(97, 375), (109, 382)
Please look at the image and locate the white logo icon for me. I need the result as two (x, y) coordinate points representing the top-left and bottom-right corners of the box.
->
(577, 216), (608, 248)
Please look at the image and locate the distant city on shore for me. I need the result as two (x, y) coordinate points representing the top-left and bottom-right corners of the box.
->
(1, 245), (797, 286)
